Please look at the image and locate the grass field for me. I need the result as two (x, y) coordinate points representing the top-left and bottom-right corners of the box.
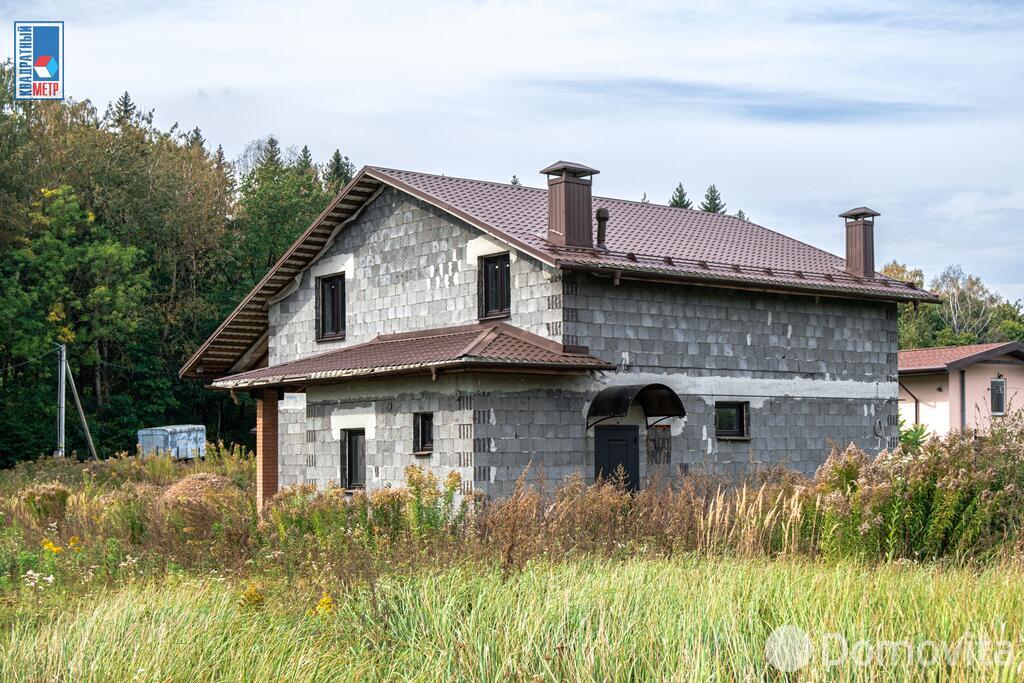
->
(2, 557), (1023, 681)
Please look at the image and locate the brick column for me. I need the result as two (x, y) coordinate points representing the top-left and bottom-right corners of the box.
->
(255, 390), (279, 510)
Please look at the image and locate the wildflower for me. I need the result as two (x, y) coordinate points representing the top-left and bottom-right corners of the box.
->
(41, 538), (63, 554)
(312, 592), (336, 616)
(68, 536), (81, 551)
(239, 583), (265, 610)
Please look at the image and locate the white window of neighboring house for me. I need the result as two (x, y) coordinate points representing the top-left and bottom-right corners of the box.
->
(991, 378), (1007, 416)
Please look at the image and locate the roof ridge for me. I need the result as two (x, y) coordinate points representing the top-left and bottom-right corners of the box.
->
(369, 166), (549, 194)
(900, 342), (1006, 353)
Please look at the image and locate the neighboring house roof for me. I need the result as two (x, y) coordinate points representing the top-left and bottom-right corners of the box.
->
(898, 342), (1024, 374)
(209, 322), (614, 389)
(182, 165), (938, 379)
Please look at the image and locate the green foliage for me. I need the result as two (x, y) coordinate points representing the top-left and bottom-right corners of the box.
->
(882, 260), (1024, 350)
(668, 182), (692, 208)
(0, 61), (357, 463)
(698, 184), (726, 213)
(324, 149), (355, 195)
(898, 419), (929, 452)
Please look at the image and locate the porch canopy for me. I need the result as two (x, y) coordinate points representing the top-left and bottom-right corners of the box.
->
(586, 383), (686, 429)
(209, 321), (613, 390)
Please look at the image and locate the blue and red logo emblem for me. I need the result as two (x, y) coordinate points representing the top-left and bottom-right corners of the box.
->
(13, 21), (64, 100)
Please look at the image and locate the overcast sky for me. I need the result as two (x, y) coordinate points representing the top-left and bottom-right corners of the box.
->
(4, 0), (1022, 300)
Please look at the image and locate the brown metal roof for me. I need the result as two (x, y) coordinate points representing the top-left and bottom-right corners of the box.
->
(181, 164), (939, 380)
(899, 342), (1024, 374)
(209, 322), (613, 389)
(370, 167), (937, 302)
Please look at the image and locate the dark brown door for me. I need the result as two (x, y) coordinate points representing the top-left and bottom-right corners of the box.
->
(595, 426), (640, 491)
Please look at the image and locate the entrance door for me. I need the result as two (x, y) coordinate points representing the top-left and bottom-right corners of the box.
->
(594, 425), (640, 491)
(345, 429), (365, 489)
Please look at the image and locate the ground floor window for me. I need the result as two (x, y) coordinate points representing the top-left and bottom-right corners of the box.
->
(414, 412), (434, 453)
(346, 429), (365, 488)
(715, 401), (749, 439)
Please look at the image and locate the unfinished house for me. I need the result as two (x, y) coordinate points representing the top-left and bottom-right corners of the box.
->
(181, 162), (938, 506)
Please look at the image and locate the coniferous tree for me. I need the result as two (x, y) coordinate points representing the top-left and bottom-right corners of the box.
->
(669, 182), (692, 209)
(184, 126), (205, 149)
(296, 145), (315, 174)
(510, 175), (522, 187)
(735, 209), (749, 222)
(113, 92), (136, 125)
(324, 149), (355, 194)
(641, 192), (650, 204)
(699, 184), (726, 213)
(259, 136), (283, 168)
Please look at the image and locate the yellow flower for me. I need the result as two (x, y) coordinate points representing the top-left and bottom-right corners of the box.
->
(238, 583), (265, 610)
(41, 539), (63, 554)
(313, 592), (335, 616)
(68, 536), (82, 552)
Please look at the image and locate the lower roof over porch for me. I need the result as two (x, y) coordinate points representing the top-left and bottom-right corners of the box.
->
(209, 322), (614, 390)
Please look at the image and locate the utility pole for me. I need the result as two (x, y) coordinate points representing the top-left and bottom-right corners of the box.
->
(55, 343), (66, 457)
(65, 361), (98, 461)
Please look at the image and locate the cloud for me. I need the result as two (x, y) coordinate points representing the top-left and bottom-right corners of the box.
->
(518, 77), (963, 123)
(1, 0), (1021, 302)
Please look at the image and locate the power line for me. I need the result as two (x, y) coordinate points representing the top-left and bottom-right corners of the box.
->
(0, 348), (56, 374)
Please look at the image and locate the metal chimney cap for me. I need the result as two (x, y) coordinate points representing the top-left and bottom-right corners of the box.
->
(596, 207), (610, 219)
(540, 161), (600, 178)
(839, 207), (881, 219)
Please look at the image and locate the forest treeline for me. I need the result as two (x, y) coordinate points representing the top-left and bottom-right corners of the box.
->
(0, 63), (353, 465)
(1, 61), (1022, 465)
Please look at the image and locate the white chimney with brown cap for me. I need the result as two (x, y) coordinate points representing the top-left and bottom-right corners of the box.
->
(840, 207), (880, 278)
(541, 161), (599, 248)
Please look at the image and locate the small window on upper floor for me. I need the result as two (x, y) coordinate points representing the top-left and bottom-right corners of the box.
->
(991, 378), (1007, 416)
(715, 401), (750, 440)
(479, 253), (511, 320)
(318, 273), (345, 340)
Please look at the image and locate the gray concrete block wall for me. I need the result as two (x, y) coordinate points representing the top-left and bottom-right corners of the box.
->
(268, 187), (561, 364)
(564, 272), (897, 382)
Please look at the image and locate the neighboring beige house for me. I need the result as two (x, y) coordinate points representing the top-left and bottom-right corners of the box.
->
(898, 342), (1024, 435)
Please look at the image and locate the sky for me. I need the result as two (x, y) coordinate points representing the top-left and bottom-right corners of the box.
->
(3, 0), (1022, 300)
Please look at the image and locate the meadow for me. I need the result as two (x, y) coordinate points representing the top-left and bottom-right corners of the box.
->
(2, 415), (1024, 680)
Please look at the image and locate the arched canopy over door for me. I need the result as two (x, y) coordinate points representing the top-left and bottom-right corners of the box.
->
(586, 383), (686, 429)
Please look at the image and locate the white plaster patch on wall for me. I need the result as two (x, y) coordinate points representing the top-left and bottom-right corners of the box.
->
(597, 371), (897, 401)
(329, 409), (376, 440)
(767, 311), (773, 325)
(465, 233), (509, 263)
(489, 409), (496, 425)
(282, 392), (307, 410)
(787, 324), (792, 339)
(746, 333), (752, 345)
(310, 252), (354, 279)
(489, 438), (497, 452)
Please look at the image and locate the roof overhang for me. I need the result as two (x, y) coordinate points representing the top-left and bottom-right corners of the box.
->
(586, 383), (686, 429)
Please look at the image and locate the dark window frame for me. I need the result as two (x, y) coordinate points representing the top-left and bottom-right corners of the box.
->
(413, 412), (434, 454)
(714, 401), (750, 440)
(316, 272), (346, 341)
(478, 253), (511, 320)
(991, 378), (1007, 416)
(345, 429), (366, 489)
